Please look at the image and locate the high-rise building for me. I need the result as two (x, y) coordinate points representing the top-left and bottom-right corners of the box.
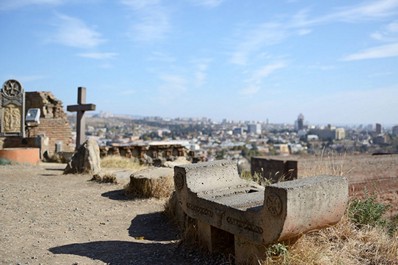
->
(375, 123), (382, 134)
(295, 113), (304, 131)
(392, 125), (398, 136)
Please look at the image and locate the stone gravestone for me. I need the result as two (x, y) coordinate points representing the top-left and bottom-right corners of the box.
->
(67, 87), (96, 150)
(251, 156), (297, 183)
(0, 79), (25, 137)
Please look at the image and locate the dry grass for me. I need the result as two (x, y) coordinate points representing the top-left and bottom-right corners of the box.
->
(299, 151), (353, 177)
(260, 214), (398, 265)
(260, 153), (398, 265)
(90, 174), (118, 184)
(101, 155), (147, 171)
(125, 175), (173, 199)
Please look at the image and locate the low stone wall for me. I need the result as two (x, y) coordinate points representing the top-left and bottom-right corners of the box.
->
(100, 144), (188, 164)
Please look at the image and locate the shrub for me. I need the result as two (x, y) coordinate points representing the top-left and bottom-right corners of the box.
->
(348, 195), (389, 228)
(90, 174), (118, 184)
(0, 158), (12, 166)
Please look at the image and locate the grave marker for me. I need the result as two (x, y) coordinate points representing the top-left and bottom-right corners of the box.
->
(0, 79), (25, 137)
(67, 87), (96, 149)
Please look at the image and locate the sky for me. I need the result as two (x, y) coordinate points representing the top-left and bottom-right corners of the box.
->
(1, 0), (398, 126)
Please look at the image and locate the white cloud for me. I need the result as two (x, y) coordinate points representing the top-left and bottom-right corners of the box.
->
(230, 1), (398, 66)
(121, 0), (170, 42)
(330, 0), (398, 22)
(342, 42), (398, 61)
(371, 21), (398, 41)
(148, 52), (176, 63)
(120, 0), (160, 10)
(49, 14), (105, 48)
(230, 23), (288, 65)
(194, 65), (207, 87)
(78, 52), (118, 59)
(189, 0), (224, 8)
(240, 62), (286, 96)
(155, 74), (187, 104)
(0, 0), (63, 10)
(192, 59), (211, 87)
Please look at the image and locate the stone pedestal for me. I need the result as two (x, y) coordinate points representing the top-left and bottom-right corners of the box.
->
(0, 148), (40, 165)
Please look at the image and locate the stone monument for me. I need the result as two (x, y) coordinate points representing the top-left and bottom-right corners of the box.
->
(67, 87), (96, 150)
(0, 79), (25, 137)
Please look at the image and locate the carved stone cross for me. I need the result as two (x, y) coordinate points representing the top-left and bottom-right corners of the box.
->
(67, 87), (96, 149)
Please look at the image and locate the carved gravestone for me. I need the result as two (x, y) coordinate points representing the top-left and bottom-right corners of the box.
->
(0, 79), (25, 137)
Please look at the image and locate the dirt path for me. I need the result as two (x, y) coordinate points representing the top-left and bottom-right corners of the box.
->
(0, 163), (224, 265)
(1, 155), (397, 264)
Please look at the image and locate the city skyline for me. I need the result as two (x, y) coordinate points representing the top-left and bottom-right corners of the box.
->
(1, 0), (398, 125)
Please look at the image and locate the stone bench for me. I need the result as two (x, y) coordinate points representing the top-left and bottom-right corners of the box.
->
(173, 160), (348, 264)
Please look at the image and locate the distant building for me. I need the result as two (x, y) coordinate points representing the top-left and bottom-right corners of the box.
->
(375, 123), (382, 134)
(308, 128), (335, 141)
(392, 125), (398, 136)
(335, 128), (346, 140)
(233, 127), (245, 135)
(247, 123), (261, 135)
(295, 113), (304, 131)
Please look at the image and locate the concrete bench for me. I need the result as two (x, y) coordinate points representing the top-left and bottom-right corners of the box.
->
(174, 160), (348, 264)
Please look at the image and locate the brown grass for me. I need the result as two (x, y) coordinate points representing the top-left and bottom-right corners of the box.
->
(298, 151), (353, 177)
(125, 176), (173, 199)
(260, 153), (398, 265)
(90, 174), (118, 184)
(260, 214), (398, 265)
(101, 156), (147, 171)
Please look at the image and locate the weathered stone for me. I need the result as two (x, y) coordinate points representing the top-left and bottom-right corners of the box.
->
(67, 87), (96, 150)
(251, 156), (298, 183)
(174, 160), (348, 264)
(0, 79), (25, 137)
(126, 167), (174, 198)
(64, 138), (101, 174)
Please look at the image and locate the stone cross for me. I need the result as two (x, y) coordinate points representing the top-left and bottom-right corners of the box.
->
(67, 87), (96, 150)
(0, 79), (25, 137)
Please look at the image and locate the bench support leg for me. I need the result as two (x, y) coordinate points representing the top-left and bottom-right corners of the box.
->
(235, 235), (268, 265)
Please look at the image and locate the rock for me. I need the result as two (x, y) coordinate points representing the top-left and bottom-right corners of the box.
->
(126, 167), (174, 198)
(64, 138), (101, 174)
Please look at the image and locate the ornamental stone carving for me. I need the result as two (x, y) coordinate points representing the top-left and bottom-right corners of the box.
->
(0, 79), (25, 136)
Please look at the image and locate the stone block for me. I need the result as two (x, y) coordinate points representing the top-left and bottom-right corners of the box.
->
(174, 160), (348, 264)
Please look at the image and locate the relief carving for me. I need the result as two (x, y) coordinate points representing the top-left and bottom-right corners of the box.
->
(1, 79), (25, 136)
(3, 105), (21, 133)
(187, 202), (214, 217)
(226, 216), (263, 234)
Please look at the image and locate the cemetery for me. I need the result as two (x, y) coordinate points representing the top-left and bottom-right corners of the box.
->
(0, 79), (397, 264)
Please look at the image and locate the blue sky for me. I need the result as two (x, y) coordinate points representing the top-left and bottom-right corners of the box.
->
(1, 0), (398, 125)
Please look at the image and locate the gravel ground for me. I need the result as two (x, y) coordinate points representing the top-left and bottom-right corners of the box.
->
(0, 163), (228, 265)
